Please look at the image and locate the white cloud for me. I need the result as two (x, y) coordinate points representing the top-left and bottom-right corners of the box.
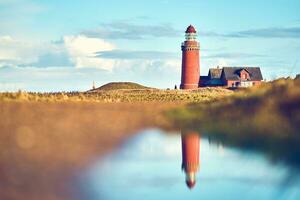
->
(0, 35), (71, 68)
(61, 35), (180, 73)
(0, 34), (182, 91)
(0, 36), (43, 66)
(63, 35), (116, 70)
(0, 34), (118, 70)
(0, 34), (180, 73)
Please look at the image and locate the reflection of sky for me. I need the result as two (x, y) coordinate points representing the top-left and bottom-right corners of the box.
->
(80, 129), (300, 200)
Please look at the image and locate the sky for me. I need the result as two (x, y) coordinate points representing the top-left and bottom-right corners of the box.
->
(0, 0), (300, 91)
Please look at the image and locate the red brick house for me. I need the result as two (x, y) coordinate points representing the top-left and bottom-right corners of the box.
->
(200, 67), (263, 88)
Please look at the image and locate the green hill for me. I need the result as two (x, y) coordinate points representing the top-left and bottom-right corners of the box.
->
(91, 82), (152, 91)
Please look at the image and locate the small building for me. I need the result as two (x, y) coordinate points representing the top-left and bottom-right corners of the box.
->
(200, 67), (263, 88)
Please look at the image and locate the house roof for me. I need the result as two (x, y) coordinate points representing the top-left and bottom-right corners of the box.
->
(206, 79), (223, 86)
(222, 67), (263, 81)
(200, 75), (209, 80)
(209, 68), (222, 79)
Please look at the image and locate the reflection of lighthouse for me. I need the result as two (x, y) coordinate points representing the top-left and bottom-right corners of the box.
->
(181, 131), (200, 189)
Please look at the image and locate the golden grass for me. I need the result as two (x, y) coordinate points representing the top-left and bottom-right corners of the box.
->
(0, 87), (233, 103)
(91, 81), (152, 91)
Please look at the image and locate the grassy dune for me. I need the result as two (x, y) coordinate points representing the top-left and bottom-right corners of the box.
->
(90, 81), (152, 91)
(0, 87), (233, 103)
(166, 77), (300, 166)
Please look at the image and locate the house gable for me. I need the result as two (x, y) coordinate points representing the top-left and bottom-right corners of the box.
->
(223, 67), (263, 81)
(238, 69), (250, 80)
(208, 68), (222, 79)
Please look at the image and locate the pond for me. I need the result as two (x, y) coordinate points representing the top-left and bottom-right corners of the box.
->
(79, 129), (300, 200)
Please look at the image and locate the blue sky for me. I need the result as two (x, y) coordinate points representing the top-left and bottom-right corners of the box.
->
(0, 0), (300, 91)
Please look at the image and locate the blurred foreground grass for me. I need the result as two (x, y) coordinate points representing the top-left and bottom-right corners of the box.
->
(0, 102), (178, 200)
(166, 77), (300, 166)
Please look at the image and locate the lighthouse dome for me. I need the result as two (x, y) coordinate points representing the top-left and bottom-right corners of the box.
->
(185, 25), (197, 33)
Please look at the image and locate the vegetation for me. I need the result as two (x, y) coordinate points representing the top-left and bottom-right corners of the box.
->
(0, 87), (233, 103)
(166, 77), (300, 167)
(91, 82), (152, 91)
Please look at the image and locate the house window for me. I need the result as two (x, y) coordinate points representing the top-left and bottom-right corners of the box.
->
(240, 81), (253, 87)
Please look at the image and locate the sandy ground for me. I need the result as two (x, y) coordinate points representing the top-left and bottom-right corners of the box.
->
(0, 102), (179, 200)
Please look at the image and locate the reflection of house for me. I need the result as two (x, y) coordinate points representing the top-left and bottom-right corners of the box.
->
(200, 67), (263, 88)
(181, 131), (200, 189)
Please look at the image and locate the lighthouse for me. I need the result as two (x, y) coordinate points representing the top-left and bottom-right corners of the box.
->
(180, 25), (200, 89)
(181, 131), (200, 189)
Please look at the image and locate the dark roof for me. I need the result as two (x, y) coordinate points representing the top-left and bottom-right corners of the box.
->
(209, 68), (222, 79)
(206, 79), (223, 86)
(200, 75), (209, 80)
(222, 67), (263, 81)
(185, 25), (196, 33)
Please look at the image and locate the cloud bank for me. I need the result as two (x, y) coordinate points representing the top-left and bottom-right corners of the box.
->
(82, 22), (180, 40)
(95, 50), (178, 60)
(201, 26), (300, 38)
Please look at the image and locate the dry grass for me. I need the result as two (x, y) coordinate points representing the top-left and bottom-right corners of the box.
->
(0, 101), (179, 200)
(0, 87), (233, 103)
(90, 81), (152, 91)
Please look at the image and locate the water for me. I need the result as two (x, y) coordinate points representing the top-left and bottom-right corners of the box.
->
(80, 129), (300, 200)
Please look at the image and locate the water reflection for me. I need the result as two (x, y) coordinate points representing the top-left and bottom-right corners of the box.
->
(82, 129), (300, 200)
(181, 130), (200, 189)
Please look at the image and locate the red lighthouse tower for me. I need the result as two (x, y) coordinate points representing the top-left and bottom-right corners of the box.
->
(181, 131), (200, 189)
(180, 25), (200, 89)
